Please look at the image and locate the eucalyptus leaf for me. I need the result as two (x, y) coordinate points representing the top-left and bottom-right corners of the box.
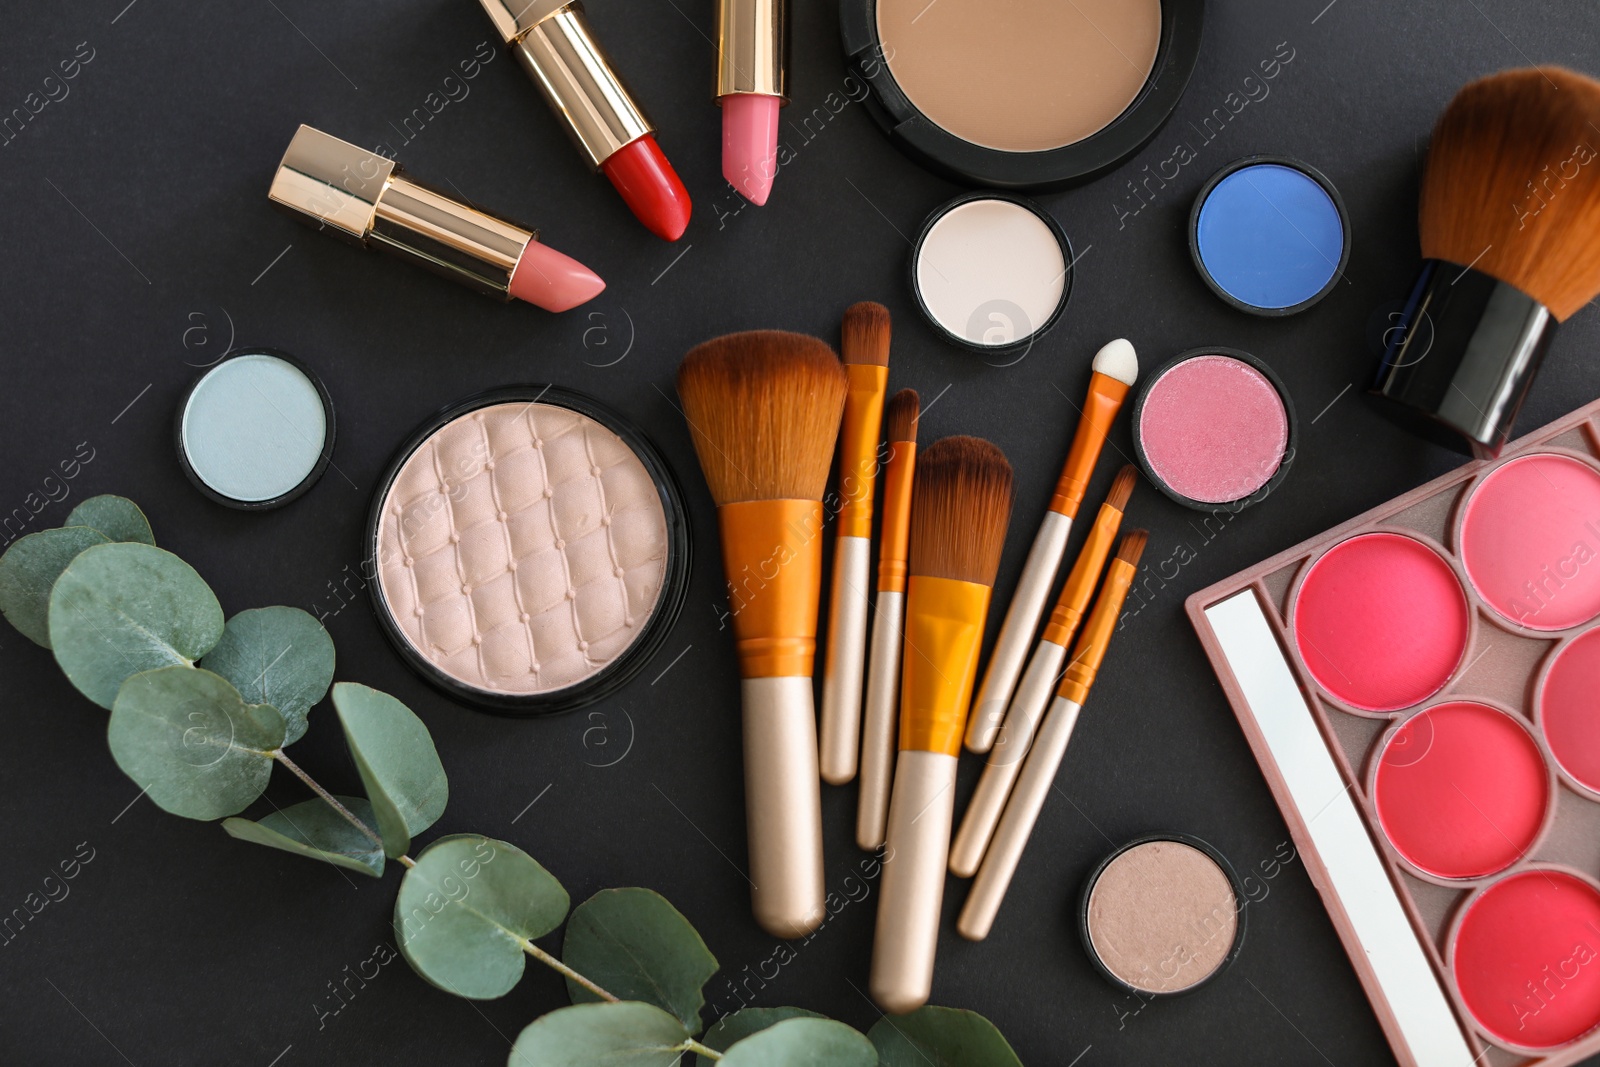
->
(202, 607), (335, 745)
(868, 1006), (1023, 1067)
(698, 1007), (825, 1066)
(508, 1002), (689, 1067)
(563, 888), (718, 1032)
(395, 835), (569, 1000)
(0, 526), (109, 647)
(65, 495), (155, 546)
(721, 1018), (877, 1066)
(332, 682), (447, 858)
(223, 795), (384, 877)
(107, 666), (284, 820)
(49, 542), (225, 709)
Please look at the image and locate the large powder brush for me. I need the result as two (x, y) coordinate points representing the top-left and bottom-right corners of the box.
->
(1374, 67), (1600, 456)
(677, 330), (847, 938)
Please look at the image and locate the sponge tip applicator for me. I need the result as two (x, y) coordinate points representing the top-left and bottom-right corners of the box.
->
(1092, 338), (1139, 387)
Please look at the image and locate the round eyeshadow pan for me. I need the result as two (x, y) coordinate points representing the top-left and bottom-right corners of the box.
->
(1292, 532), (1470, 712)
(1539, 628), (1600, 793)
(177, 350), (333, 509)
(1373, 701), (1548, 880)
(1190, 158), (1348, 315)
(1459, 453), (1600, 631)
(1453, 870), (1600, 1049)
(1134, 352), (1290, 507)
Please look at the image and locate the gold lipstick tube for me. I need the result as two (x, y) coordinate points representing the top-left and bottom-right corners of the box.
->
(715, 0), (788, 101)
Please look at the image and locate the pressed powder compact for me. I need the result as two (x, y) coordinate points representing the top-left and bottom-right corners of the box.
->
(911, 193), (1073, 354)
(176, 348), (335, 510)
(367, 388), (689, 714)
(841, 0), (1203, 188)
(1080, 834), (1246, 996)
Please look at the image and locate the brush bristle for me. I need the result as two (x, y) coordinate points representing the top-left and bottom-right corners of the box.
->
(1106, 465), (1139, 512)
(909, 436), (1014, 587)
(1420, 67), (1600, 319)
(1115, 529), (1149, 567)
(885, 389), (920, 443)
(676, 331), (848, 505)
(841, 302), (892, 367)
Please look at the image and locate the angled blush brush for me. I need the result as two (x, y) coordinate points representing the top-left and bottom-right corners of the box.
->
(857, 388), (920, 850)
(871, 436), (1013, 1013)
(677, 331), (847, 938)
(821, 302), (892, 786)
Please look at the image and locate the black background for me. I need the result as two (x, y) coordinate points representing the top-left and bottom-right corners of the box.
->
(3, 1), (1600, 1063)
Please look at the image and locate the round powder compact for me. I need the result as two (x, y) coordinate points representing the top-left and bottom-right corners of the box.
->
(1291, 532), (1471, 712)
(367, 388), (690, 715)
(1458, 452), (1600, 632)
(1372, 701), (1550, 880)
(1537, 628), (1600, 795)
(1451, 869), (1600, 1049)
(1079, 835), (1245, 997)
(911, 193), (1072, 356)
(176, 348), (335, 510)
(1190, 157), (1349, 316)
(1132, 349), (1295, 510)
(841, 0), (1203, 188)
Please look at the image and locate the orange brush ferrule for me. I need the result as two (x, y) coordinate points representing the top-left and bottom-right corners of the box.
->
(875, 439), (916, 594)
(838, 364), (890, 538)
(1056, 555), (1137, 706)
(1049, 372), (1131, 518)
(900, 576), (993, 756)
(718, 498), (825, 678)
(1040, 500), (1126, 647)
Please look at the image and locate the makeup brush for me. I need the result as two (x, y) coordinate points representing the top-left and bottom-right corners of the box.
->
(871, 436), (1013, 1014)
(958, 530), (1148, 941)
(949, 464), (1137, 878)
(856, 389), (920, 850)
(1374, 67), (1600, 456)
(966, 339), (1138, 754)
(677, 331), (848, 938)
(821, 302), (892, 786)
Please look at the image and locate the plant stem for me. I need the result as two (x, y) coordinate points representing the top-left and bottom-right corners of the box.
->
(522, 940), (618, 1003)
(680, 1038), (722, 1060)
(272, 750), (384, 849)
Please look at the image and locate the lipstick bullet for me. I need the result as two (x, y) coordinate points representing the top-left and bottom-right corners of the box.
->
(717, 0), (788, 206)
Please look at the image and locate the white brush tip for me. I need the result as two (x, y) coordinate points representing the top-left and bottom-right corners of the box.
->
(1091, 338), (1138, 387)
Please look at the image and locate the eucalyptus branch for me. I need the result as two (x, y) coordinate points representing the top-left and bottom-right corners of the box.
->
(522, 940), (618, 1003)
(680, 1038), (722, 1060)
(272, 749), (385, 850)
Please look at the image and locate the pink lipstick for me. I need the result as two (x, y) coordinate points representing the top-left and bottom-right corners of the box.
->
(480, 0), (692, 241)
(268, 125), (604, 313)
(717, 0), (788, 206)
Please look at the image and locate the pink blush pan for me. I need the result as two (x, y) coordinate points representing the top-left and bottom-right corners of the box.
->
(1292, 532), (1470, 712)
(1372, 701), (1549, 880)
(1459, 453), (1600, 631)
(1540, 628), (1600, 793)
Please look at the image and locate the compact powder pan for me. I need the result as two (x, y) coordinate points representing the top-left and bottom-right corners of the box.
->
(911, 193), (1072, 355)
(176, 348), (335, 510)
(1079, 834), (1245, 997)
(841, 0), (1203, 189)
(1131, 349), (1295, 510)
(367, 388), (689, 715)
(1539, 628), (1600, 795)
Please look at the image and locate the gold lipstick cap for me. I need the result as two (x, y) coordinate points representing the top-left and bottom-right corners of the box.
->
(716, 0), (788, 101)
(268, 124), (394, 245)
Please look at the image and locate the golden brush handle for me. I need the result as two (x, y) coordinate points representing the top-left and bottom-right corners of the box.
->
(949, 637), (1067, 878)
(742, 676), (826, 938)
(821, 535), (872, 784)
(958, 695), (1084, 941)
(856, 588), (904, 850)
(870, 749), (958, 1014)
(967, 511), (1072, 753)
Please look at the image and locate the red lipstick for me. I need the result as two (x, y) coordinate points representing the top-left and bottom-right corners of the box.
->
(480, 0), (692, 241)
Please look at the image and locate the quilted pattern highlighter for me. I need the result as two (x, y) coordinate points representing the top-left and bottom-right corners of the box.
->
(375, 401), (669, 696)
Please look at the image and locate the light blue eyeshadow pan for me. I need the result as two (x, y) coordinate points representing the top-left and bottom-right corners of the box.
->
(181, 353), (328, 504)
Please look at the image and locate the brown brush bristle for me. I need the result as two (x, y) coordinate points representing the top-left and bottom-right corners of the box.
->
(676, 331), (848, 505)
(841, 302), (892, 367)
(1115, 529), (1148, 568)
(908, 436), (1014, 587)
(885, 389), (920, 443)
(1106, 465), (1138, 512)
(1420, 67), (1600, 319)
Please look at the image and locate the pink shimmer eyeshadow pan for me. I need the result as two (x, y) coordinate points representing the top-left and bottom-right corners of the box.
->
(1135, 352), (1292, 508)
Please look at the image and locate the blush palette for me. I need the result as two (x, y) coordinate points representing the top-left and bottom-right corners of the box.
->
(1188, 398), (1600, 1066)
